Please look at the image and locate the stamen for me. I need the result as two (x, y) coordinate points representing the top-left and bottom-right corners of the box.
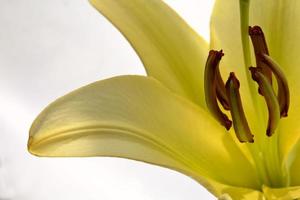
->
(204, 50), (232, 130)
(216, 67), (230, 110)
(225, 72), (254, 143)
(261, 54), (290, 117)
(249, 26), (272, 84)
(249, 67), (281, 136)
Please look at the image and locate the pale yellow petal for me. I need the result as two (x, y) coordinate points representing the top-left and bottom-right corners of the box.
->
(200, 178), (264, 200)
(29, 75), (259, 191)
(89, 0), (208, 106)
(220, 184), (300, 200)
(285, 138), (300, 185)
(263, 185), (300, 200)
(218, 187), (264, 200)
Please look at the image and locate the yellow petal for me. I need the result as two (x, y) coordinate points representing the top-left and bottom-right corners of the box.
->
(278, 79), (300, 161)
(221, 185), (300, 200)
(198, 177), (264, 200)
(280, 80), (300, 185)
(285, 138), (300, 185)
(263, 185), (300, 200)
(28, 75), (259, 192)
(89, 0), (208, 107)
(219, 185), (300, 200)
(217, 185), (264, 200)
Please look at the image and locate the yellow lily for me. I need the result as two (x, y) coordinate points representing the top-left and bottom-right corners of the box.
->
(27, 0), (300, 199)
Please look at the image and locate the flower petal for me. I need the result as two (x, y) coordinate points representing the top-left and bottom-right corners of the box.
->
(198, 178), (264, 200)
(221, 185), (300, 200)
(217, 186), (264, 200)
(263, 185), (300, 199)
(89, 0), (208, 106)
(28, 75), (259, 192)
(285, 138), (300, 185)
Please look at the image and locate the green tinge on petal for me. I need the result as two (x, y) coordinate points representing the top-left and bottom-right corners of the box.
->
(89, 0), (208, 107)
(28, 76), (259, 191)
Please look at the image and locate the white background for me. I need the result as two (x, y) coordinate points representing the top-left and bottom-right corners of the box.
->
(0, 0), (216, 199)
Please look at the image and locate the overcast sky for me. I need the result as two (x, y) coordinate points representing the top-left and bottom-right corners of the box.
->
(0, 0), (215, 199)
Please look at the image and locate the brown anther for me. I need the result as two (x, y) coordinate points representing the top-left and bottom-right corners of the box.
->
(249, 26), (272, 84)
(249, 67), (280, 136)
(216, 66), (230, 110)
(204, 50), (232, 130)
(225, 72), (254, 143)
(261, 54), (290, 117)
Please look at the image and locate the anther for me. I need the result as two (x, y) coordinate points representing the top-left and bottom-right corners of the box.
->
(216, 66), (230, 110)
(261, 54), (290, 117)
(204, 50), (232, 130)
(249, 67), (281, 136)
(249, 26), (272, 84)
(225, 72), (254, 143)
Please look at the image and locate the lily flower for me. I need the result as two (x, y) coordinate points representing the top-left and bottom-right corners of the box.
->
(27, 0), (300, 199)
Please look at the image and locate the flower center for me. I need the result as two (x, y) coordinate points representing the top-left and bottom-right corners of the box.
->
(204, 25), (290, 143)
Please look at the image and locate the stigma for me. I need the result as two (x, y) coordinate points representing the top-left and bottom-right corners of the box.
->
(204, 25), (290, 143)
